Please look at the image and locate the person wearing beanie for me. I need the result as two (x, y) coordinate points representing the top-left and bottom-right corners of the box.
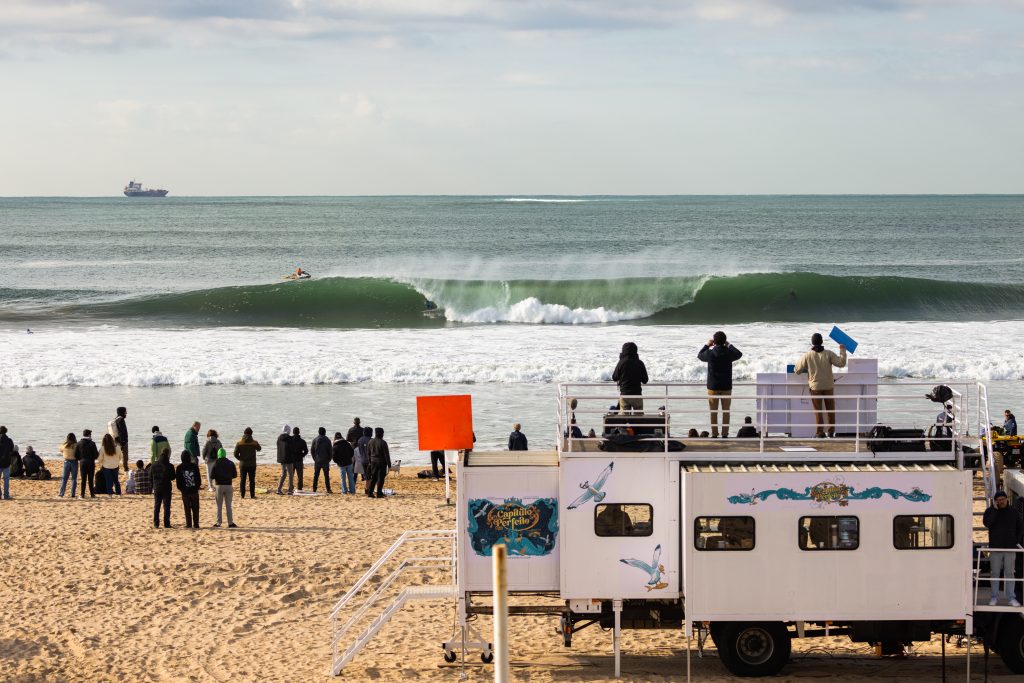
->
(175, 450), (202, 529)
(212, 448), (238, 528)
(276, 424), (295, 495)
(793, 333), (847, 438)
(233, 427), (261, 499)
(150, 449), (176, 529)
(202, 428), (223, 493)
(290, 426), (309, 491)
(75, 429), (100, 498)
(311, 427), (333, 494)
(365, 427), (392, 499)
(984, 490), (1023, 606)
(611, 341), (648, 412)
(355, 426), (372, 482)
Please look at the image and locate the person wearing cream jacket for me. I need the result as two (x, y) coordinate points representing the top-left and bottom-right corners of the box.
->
(793, 332), (847, 438)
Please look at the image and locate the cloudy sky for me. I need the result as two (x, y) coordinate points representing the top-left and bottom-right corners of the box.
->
(1, 0), (1022, 195)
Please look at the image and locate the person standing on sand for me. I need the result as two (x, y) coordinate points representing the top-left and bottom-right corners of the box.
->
(508, 424), (528, 451)
(109, 407), (129, 472)
(355, 426), (372, 482)
(184, 421), (201, 465)
(202, 429), (222, 493)
(150, 426), (171, 463)
(150, 450), (175, 528)
(332, 431), (355, 494)
(346, 418), (363, 448)
(233, 427), (261, 499)
(793, 333), (847, 438)
(0, 426), (14, 500)
(291, 426), (309, 491)
(311, 427), (333, 494)
(57, 432), (79, 498)
(212, 448), (238, 528)
(276, 425), (295, 495)
(75, 429), (99, 498)
(365, 427), (391, 499)
(98, 433), (122, 496)
(176, 451), (202, 529)
(698, 331), (743, 438)
(612, 342), (648, 412)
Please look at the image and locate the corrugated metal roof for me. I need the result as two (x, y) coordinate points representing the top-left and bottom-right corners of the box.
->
(681, 462), (958, 473)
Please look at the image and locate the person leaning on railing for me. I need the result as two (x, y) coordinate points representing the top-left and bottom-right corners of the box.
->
(793, 333), (847, 438)
(984, 491), (1023, 607)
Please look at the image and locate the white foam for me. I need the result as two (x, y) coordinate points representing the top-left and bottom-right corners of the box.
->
(445, 297), (644, 324)
(499, 197), (588, 203)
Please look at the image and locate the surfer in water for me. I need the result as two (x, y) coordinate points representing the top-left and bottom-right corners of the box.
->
(287, 267), (311, 280)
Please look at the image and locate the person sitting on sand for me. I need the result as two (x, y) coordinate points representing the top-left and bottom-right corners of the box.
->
(9, 444), (24, 479)
(233, 427), (261, 499)
(365, 428), (392, 499)
(212, 448), (238, 528)
(687, 428), (699, 438)
(311, 427), (333, 494)
(176, 451), (202, 529)
(736, 417), (759, 439)
(135, 459), (152, 495)
(150, 450), (175, 529)
(700, 431), (710, 438)
(508, 424), (528, 451)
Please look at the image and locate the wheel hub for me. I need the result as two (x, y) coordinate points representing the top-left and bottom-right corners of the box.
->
(736, 627), (774, 665)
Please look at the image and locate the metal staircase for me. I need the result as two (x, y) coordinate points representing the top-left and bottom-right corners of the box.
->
(330, 529), (457, 675)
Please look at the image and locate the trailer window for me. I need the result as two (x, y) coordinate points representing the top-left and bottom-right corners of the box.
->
(594, 504), (652, 537)
(694, 517), (755, 551)
(799, 516), (859, 550)
(893, 515), (954, 549)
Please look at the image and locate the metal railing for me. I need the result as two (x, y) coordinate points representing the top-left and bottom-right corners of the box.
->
(972, 545), (1024, 613)
(976, 382), (999, 500)
(556, 380), (978, 459)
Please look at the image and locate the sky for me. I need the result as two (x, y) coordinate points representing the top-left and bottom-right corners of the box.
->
(0, 0), (1022, 195)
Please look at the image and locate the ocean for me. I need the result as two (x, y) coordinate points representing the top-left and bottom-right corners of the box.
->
(1, 195), (1022, 462)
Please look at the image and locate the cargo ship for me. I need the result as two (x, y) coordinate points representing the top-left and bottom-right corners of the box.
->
(123, 180), (169, 197)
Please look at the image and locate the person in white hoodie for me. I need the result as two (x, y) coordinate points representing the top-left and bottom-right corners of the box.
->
(98, 433), (123, 496)
(793, 332), (847, 438)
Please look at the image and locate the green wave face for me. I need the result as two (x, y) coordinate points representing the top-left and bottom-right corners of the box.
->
(20, 273), (1024, 328)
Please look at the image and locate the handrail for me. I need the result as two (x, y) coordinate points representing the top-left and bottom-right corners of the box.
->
(973, 544), (1024, 609)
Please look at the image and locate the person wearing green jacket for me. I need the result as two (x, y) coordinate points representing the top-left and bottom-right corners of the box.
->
(233, 427), (262, 499)
(184, 421), (201, 464)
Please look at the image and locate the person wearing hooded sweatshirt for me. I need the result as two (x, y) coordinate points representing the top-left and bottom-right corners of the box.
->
(611, 342), (648, 412)
(150, 450), (175, 528)
(108, 406), (129, 472)
(793, 333), (847, 438)
(365, 427), (392, 499)
(57, 432), (79, 498)
(212, 448), (238, 528)
(176, 451), (202, 529)
(0, 426), (14, 500)
(150, 426), (171, 464)
(290, 426), (309, 491)
(276, 425), (295, 495)
(184, 421), (201, 465)
(233, 427), (261, 498)
(355, 426), (372, 482)
(311, 427), (333, 494)
(333, 431), (355, 494)
(75, 429), (99, 498)
(202, 429), (222, 493)
(698, 331), (744, 438)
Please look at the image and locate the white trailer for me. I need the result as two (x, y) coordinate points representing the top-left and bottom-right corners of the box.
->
(331, 371), (1024, 678)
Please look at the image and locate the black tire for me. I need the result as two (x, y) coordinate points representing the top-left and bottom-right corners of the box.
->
(443, 650), (457, 663)
(712, 622), (791, 677)
(481, 651), (494, 664)
(997, 615), (1024, 674)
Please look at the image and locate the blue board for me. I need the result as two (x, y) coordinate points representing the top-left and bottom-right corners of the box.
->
(829, 325), (858, 354)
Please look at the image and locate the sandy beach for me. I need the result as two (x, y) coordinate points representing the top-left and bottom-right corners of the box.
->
(0, 462), (1014, 682)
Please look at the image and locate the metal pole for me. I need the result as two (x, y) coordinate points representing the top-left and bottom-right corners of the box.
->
(686, 621), (692, 683)
(613, 598), (623, 678)
(493, 544), (509, 683)
(444, 450), (451, 505)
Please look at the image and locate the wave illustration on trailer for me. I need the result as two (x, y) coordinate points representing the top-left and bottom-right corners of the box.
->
(7, 272), (1024, 328)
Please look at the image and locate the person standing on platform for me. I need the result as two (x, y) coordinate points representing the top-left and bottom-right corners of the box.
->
(508, 424), (528, 451)
(311, 427), (333, 494)
(109, 407), (129, 472)
(984, 491), (1023, 606)
(333, 432), (355, 494)
(291, 426), (309, 491)
(612, 342), (648, 412)
(176, 451), (202, 529)
(233, 427), (261, 499)
(76, 429), (99, 498)
(793, 333), (847, 438)
(698, 331), (743, 438)
(212, 448), (238, 528)
(276, 425), (294, 495)
(365, 427), (391, 499)
(184, 421), (201, 465)
(150, 450), (175, 528)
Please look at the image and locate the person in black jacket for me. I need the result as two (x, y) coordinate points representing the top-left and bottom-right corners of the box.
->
(333, 432), (355, 494)
(611, 342), (648, 412)
(508, 424), (528, 451)
(365, 427), (391, 499)
(984, 491), (1023, 606)
(0, 426), (14, 500)
(175, 451), (202, 529)
(346, 418), (363, 447)
(111, 406), (129, 472)
(150, 451), (175, 529)
(276, 424), (294, 495)
(291, 426), (309, 491)
(212, 448), (238, 528)
(311, 427), (333, 494)
(75, 429), (100, 498)
(698, 331), (744, 438)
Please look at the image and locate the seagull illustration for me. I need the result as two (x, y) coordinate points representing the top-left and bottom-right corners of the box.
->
(620, 544), (668, 591)
(566, 462), (614, 510)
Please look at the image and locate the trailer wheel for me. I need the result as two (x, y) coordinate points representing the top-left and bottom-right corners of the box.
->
(997, 616), (1024, 674)
(443, 650), (457, 663)
(713, 622), (791, 677)
(481, 651), (494, 664)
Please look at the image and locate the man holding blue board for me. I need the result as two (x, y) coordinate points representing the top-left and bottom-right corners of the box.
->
(793, 332), (848, 438)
